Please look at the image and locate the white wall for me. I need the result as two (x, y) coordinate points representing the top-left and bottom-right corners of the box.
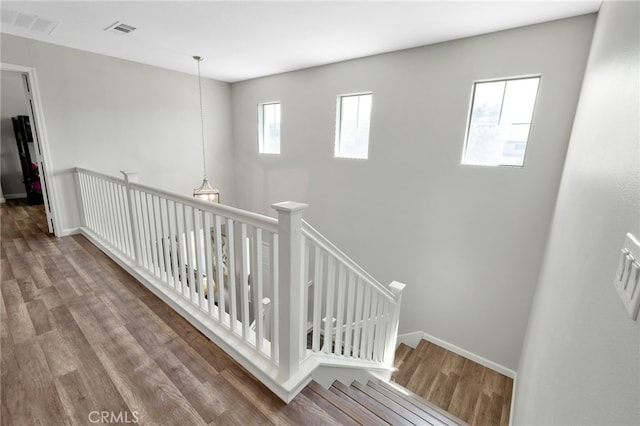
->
(0, 70), (31, 197)
(513, 2), (639, 424)
(0, 34), (235, 233)
(231, 15), (596, 370)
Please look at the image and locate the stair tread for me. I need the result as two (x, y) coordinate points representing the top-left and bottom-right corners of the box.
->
(352, 381), (436, 425)
(367, 381), (460, 426)
(378, 381), (468, 426)
(332, 381), (413, 425)
(307, 381), (387, 426)
(301, 386), (360, 426)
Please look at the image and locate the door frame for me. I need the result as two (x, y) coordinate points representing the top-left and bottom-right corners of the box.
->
(1, 62), (61, 236)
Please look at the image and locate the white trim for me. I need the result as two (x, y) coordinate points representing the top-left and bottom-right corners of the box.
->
(0, 198), (5, 203)
(3, 193), (28, 200)
(58, 227), (81, 237)
(509, 374), (517, 425)
(1, 62), (61, 236)
(395, 331), (424, 348)
(397, 331), (516, 379)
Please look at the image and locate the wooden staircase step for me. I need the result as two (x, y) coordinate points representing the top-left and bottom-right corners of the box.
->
(307, 380), (385, 426)
(300, 387), (360, 426)
(351, 381), (434, 425)
(364, 381), (450, 426)
(378, 381), (468, 426)
(331, 381), (413, 425)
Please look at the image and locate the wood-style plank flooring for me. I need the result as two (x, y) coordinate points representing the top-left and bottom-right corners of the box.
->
(393, 340), (513, 426)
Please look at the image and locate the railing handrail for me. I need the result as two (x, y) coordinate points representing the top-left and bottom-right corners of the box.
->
(74, 167), (279, 233)
(302, 220), (396, 301)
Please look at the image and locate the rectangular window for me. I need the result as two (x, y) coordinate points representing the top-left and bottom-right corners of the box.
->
(335, 92), (372, 159)
(462, 76), (540, 167)
(258, 102), (281, 154)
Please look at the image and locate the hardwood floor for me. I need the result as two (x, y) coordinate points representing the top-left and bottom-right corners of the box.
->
(1, 199), (467, 425)
(393, 340), (513, 426)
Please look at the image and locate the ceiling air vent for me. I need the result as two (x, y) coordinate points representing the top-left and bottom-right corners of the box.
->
(0, 8), (59, 34)
(104, 21), (137, 34)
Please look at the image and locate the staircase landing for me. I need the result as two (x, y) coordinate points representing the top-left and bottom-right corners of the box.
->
(393, 340), (513, 426)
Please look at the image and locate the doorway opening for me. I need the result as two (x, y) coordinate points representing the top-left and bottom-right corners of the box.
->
(1, 64), (58, 235)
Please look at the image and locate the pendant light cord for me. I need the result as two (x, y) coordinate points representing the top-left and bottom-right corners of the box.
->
(196, 57), (207, 179)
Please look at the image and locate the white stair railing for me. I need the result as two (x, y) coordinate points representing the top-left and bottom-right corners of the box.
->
(73, 167), (405, 401)
(301, 221), (405, 365)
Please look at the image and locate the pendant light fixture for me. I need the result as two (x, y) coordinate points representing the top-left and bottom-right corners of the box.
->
(192, 55), (220, 203)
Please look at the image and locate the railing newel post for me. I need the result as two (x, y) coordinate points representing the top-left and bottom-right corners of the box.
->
(384, 281), (406, 366)
(121, 171), (142, 266)
(272, 201), (308, 379)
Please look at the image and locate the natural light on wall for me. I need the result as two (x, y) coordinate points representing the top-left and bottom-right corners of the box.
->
(258, 102), (281, 154)
(335, 93), (372, 159)
(462, 76), (540, 167)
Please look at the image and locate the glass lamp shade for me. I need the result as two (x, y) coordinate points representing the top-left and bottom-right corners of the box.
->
(193, 177), (220, 203)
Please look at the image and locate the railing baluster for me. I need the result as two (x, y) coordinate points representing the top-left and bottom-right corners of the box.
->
(312, 248), (323, 352)
(366, 291), (378, 360)
(153, 196), (165, 280)
(93, 176), (104, 238)
(124, 185), (134, 258)
(96, 176), (106, 237)
(343, 270), (355, 357)
(116, 185), (129, 257)
(192, 207), (206, 308)
(120, 171), (140, 265)
(254, 227), (264, 352)
(144, 193), (157, 275)
(375, 297), (389, 362)
(105, 180), (118, 247)
(214, 214), (225, 322)
(203, 212), (215, 317)
(323, 256), (336, 354)
(77, 173), (88, 229)
(272, 232), (279, 362)
(140, 191), (152, 271)
(359, 285), (372, 359)
(302, 237), (310, 359)
(227, 218), (237, 332)
(169, 201), (180, 292)
(96, 178), (107, 240)
(160, 198), (172, 286)
(183, 205), (196, 305)
(240, 223), (250, 340)
(109, 182), (123, 253)
(175, 203), (188, 300)
(335, 263), (346, 356)
(352, 278), (364, 359)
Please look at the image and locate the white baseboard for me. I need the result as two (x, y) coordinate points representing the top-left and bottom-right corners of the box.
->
(509, 375), (517, 425)
(0, 198), (5, 203)
(4, 193), (27, 200)
(397, 331), (516, 379)
(58, 227), (80, 237)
